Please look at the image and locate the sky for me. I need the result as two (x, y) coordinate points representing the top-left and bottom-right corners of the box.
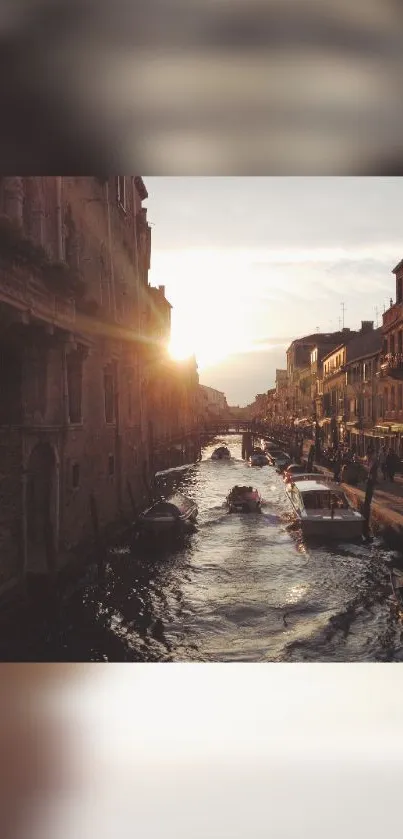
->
(145, 177), (403, 405)
(39, 664), (403, 839)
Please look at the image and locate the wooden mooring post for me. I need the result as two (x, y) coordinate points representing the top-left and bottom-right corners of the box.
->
(242, 432), (253, 460)
(362, 476), (375, 540)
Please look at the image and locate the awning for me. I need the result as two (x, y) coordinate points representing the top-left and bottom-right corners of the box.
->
(390, 425), (403, 433)
(318, 418), (331, 426)
(345, 422), (358, 428)
(374, 425), (392, 432)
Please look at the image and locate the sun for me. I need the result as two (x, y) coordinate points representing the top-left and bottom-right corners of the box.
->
(168, 334), (195, 362)
(169, 327), (246, 370)
(168, 301), (253, 370)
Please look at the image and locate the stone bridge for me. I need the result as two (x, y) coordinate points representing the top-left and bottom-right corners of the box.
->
(199, 420), (267, 436)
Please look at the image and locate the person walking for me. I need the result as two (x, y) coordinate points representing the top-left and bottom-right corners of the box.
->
(333, 448), (342, 482)
(379, 444), (388, 480)
(385, 448), (398, 482)
(367, 449), (379, 483)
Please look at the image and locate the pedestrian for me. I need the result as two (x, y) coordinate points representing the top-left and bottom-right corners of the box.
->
(379, 444), (388, 480)
(386, 448), (398, 482)
(333, 448), (342, 482)
(367, 450), (379, 483)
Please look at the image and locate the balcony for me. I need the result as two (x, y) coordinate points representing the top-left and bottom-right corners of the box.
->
(323, 365), (343, 380)
(383, 301), (403, 330)
(379, 353), (403, 379)
(0, 261), (76, 331)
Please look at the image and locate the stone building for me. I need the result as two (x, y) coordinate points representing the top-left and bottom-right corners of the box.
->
(199, 385), (229, 420)
(286, 334), (323, 420)
(377, 259), (403, 454)
(320, 324), (373, 447)
(0, 176), (199, 596)
(310, 332), (350, 421)
(343, 325), (382, 455)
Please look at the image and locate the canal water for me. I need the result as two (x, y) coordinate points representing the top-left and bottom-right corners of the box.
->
(15, 436), (403, 662)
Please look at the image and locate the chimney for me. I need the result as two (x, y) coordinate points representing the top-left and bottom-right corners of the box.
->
(158, 285), (165, 296)
(361, 321), (374, 333)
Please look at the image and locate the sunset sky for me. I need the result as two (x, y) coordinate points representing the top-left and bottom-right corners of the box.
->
(146, 177), (402, 405)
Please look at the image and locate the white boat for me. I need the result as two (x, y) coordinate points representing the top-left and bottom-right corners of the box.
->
(137, 493), (198, 536)
(211, 446), (231, 460)
(249, 453), (269, 467)
(285, 474), (364, 540)
(227, 485), (262, 513)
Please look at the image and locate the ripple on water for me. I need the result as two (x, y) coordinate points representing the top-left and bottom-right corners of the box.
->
(30, 435), (403, 661)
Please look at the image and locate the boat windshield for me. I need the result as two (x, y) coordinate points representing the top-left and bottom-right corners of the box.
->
(302, 491), (349, 510)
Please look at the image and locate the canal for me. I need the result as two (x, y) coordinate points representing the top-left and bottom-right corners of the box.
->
(10, 435), (403, 662)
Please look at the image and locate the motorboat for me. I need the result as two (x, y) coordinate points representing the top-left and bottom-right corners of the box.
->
(266, 449), (291, 471)
(285, 474), (364, 540)
(283, 463), (314, 483)
(249, 453), (269, 467)
(211, 446), (231, 460)
(137, 493), (198, 537)
(227, 485), (262, 513)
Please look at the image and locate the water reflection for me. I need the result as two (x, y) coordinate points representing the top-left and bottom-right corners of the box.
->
(10, 435), (403, 661)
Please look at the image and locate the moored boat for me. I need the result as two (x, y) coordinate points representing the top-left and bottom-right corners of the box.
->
(137, 492), (198, 537)
(285, 474), (364, 540)
(283, 463), (312, 483)
(266, 448), (291, 471)
(249, 453), (269, 467)
(227, 485), (262, 513)
(211, 446), (231, 460)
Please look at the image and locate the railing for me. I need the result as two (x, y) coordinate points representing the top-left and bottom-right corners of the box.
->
(323, 365), (343, 379)
(379, 353), (403, 376)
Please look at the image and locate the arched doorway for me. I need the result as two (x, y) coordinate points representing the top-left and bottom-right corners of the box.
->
(26, 443), (59, 575)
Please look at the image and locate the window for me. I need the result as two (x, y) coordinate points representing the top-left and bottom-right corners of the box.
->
(116, 176), (126, 210)
(391, 386), (396, 410)
(26, 345), (48, 419)
(399, 385), (403, 411)
(104, 363), (116, 423)
(390, 334), (395, 354)
(72, 463), (80, 489)
(67, 350), (83, 423)
(108, 454), (115, 477)
(399, 332), (403, 353)
(384, 388), (389, 411)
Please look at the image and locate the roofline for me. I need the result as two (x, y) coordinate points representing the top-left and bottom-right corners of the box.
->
(392, 259), (403, 275)
(344, 348), (381, 365)
(321, 343), (345, 362)
(134, 176), (148, 200)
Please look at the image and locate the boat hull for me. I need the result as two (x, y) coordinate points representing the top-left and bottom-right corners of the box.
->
(299, 516), (363, 540)
(228, 501), (261, 513)
(137, 493), (198, 538)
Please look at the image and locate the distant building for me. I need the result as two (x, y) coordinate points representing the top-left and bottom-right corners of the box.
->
(377, 260), (403, 453)
(321, 322), (376, 446)
(199, 385), (229, 419)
